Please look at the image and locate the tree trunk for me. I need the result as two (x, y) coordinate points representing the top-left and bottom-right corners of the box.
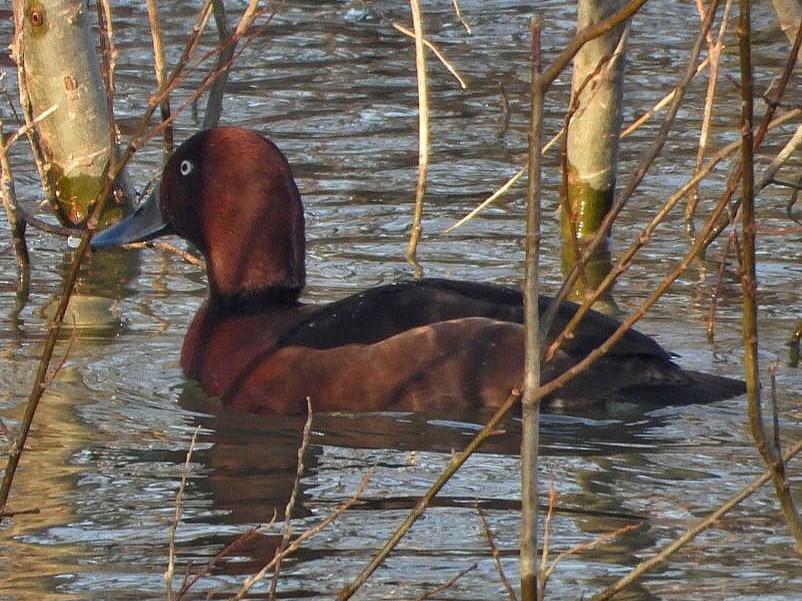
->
(11, 0), (132, 227)
(561, 0), (627, 311)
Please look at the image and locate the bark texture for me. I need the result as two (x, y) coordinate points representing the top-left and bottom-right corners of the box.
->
(561, 0), (627, 310)
(12, 0), (131, 227)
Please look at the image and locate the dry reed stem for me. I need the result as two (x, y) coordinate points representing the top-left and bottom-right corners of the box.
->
(477, 506), (517, 601)
(620, 57), (710, 138)
(538, 487), (639, 600)
(685, 0), (733, 237)
(444, 127), (566, 234)
(705, 230), (737, 342)
(233, 473), (372, 601)
(392, 22), (468, 89)
(759, 121), (802, 193)
(451, 0), (471, 35)
(405, 0), (429, 270)
(0, 120), (30, 296)
(175, 528), (262, 599)
(269, 399), (314, 600)
(591, 436), (802, 601)
(165, 427), (200, 601)
(545, 524), (642, 595)
(444, 166), (526, 233)
(414, 563), (478, 601)
(145, 0), (173, 155)
(520, 17), (544, 601)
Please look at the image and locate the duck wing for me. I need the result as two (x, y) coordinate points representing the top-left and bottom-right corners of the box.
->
(281, 277), (670, 362)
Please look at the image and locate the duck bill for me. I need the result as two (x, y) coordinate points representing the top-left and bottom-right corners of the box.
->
(91, 186), (173, 249)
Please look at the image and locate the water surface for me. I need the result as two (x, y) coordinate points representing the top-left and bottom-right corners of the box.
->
(1, 1), (801, 600)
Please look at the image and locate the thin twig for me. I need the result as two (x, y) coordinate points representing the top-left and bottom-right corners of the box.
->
(175, 527), (262, 599)
(165, 427), (201, 601)
(538, 486), (557, 591)
(477, 506), (517, 601)
(739, 0), (802, 552)
(145, 0), (173, 156)
(451, 0), (471, 35)
(134, 241), (205, 267)
(621, 57), (710, 138)
(269, 400), (314, 600)
(520, 17), (544, 601)
(443, 122), (567, 234)
(759, 120), (802, 193)
(392, 22), (468, 89)
(336, 387), (523, 601)
(444, 167), (526, 233)
(539, 483), (639, 599)
(0, 505), (40, 520)
(706, 230), (737, 342)
(414, 563), (478, 601)
(591, 437), (802, 600)
(537, 484), (640, 600)
(0, 119), (30, 298)
(233, 473), (372, 601)
(685, 0), (733, 238)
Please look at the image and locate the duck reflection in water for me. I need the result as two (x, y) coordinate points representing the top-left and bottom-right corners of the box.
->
(178, 382), (680, 579)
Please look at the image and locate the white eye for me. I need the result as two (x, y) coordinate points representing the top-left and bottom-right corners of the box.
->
(179, 159), (194, 176)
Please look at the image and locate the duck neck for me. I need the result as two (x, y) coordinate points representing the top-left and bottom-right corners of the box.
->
(208, 284), (302, 315)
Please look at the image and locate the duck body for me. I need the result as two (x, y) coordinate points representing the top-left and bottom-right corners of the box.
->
(92, 127), (744, 415)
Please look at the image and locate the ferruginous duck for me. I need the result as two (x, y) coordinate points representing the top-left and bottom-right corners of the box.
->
(91, 127), (745, 415)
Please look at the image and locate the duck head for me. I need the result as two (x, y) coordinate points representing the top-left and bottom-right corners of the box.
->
(92, 127), (306, 306)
